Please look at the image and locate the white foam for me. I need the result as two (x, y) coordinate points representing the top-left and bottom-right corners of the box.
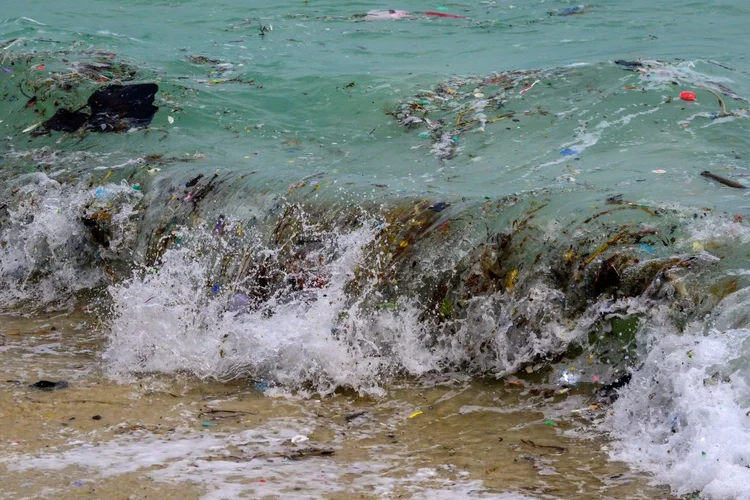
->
(0, 173), (141, 308)
(104, 225), (437, 395)
(605, 297), (750, 498)
(103, 223), (581, 395)
(2, 425), (528, 499)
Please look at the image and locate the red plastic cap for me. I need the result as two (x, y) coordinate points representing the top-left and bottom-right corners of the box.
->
(680, 91), (697, 102)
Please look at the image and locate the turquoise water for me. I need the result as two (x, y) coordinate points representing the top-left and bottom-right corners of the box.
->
(3, 0), (750, 202)
(3, 1), (750, 498)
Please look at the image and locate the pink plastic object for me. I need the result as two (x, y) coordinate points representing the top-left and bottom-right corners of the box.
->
(364, 9), (411, 20)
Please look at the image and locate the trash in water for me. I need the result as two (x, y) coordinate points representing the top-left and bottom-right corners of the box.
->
(376, 301), (398, 309)
(652, 169), (666, 174)
(597, 372), (632, 402)
(88, 83), (159, 131)
(30, 380), (69, 391)
(429, 201), (450, 212)
(201, 421), (214, 427)
(424, 11), (466, 19)
(253, 381), (269, 392)
(520, 439), (567, 454)
(290, 435), (309, 444)
(22, 122), (41, 133)
(363, 9), (411, 21)
(81, 214), (112, 248)
(669, 413), (682, 433)
(680, 91), (697, 102)
(390, 68), (554, 159)
(228, 294), (248, 312)
(345, 411), (368, 422)
(557, 5), (586, 16)
(42, 109), (90, 132)
(520, 80), (541, 94)
(615, 60), (645, 71)
(700, 170), (747, 189)
(560, 148), (579, 156)
(258, 21), (272, 37)
(408, 410), (424, 419)
(35, 83), (159, 135)
(92, 415), (102, 420)
(185, 173), (204, 188)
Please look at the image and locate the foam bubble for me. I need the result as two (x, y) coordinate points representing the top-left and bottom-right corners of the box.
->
(0, 173), (141, 309)
(605, 298), (750, 498)
(2, 425), (523, 499)
(102, 220), (584, 395)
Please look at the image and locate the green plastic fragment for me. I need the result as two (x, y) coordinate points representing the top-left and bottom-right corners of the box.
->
(376, 302), (398, 309)
(439, 298), (453, 317)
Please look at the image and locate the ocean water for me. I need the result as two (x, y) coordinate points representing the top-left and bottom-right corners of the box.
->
(2, 0), (750, 498)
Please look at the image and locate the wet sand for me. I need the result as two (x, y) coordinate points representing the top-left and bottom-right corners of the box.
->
(0, 312), (674, 499)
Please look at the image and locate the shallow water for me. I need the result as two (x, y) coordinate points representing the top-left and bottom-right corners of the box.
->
(3, 1), (750, 498)
(0, 312), (675, 499)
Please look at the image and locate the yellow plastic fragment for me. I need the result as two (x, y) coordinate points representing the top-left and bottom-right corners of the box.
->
(505, 269), (518, 290)
(408, 410), (423, 419)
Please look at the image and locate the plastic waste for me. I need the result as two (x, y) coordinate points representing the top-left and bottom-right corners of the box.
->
(228, 294), (249, 311)
(520, 80), (540, 94)
(364, 9), (411, 21)
(36, 83), (159, 135)
(30, 380), (69, 391)
(680, 91), (697, 102)
(424, 11), (466, 18)
(558, 5), (585, 16)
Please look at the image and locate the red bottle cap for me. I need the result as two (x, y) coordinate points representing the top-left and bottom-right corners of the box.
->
(680, 91), (697, 102)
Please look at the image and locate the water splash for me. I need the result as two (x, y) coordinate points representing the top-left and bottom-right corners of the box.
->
(0, 172), (142, 310)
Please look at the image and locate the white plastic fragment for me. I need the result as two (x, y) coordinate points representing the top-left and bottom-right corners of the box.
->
(22, 122), (40, 133)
